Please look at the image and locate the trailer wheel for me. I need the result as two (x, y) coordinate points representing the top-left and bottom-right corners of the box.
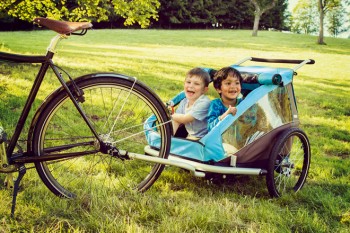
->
(266, 128), (311, 197)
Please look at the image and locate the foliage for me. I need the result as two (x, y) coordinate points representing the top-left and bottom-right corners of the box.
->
(0, 29), (349, 232)
(291, 0), (319, 34)
(259, 0), (288, 30)
(288, 0), (349, 39)
(112, 0), (160, 28)
(0, 0), (349, 37)
(0, 0), (160, 28)
(0, 0), (289, 30)
(157, 0), (254, 29)
(318, 0), (342, 13)
(317, 0), (342, 44)
(156, 0), (288, 30)
(327, 2), (348, 37)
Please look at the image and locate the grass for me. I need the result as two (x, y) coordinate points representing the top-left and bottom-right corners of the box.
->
(1, 29), (350, 232)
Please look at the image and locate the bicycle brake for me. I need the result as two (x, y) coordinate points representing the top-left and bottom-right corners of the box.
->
(71, 81), (85, 103)
(56, 67), (85, 103)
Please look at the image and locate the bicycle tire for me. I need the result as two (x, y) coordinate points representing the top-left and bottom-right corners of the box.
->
(266, 128), (311, 197)
(32, 75), (171, 199)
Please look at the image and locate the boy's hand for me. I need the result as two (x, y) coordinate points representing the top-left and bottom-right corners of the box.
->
(227, 105), (237, 115)
(167, 106), (174, 114)
(220, 105), (237, 121)
(166, 102), (175, 115)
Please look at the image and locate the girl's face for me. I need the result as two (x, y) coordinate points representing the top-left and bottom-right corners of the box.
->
(217, 74), (241, 104)
(184, 75), (208, 103)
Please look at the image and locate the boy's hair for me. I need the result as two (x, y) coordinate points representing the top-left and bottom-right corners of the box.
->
(186, 68), (210, 87)
(213, 67), (242, 90)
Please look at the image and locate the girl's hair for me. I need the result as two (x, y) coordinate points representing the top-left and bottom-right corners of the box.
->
(212, 67), (242, 90)
(186, 67), (210, 87)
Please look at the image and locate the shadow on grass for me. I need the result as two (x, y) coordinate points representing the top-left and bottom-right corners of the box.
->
(159, 167), (270, 199)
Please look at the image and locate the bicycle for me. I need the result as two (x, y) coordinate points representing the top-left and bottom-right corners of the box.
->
(0, 17), (172, 217)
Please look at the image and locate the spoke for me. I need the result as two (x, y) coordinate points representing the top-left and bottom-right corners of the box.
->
(43, 141), (94, 153)
(102, 88), (122, 132)
(107, 78), (138, 138)
(111, 120), (172, 144)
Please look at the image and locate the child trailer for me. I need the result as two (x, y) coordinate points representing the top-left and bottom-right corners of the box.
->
(142, 57), (314, 197)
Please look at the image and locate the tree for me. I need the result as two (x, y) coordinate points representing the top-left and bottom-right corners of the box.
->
(0, 0), (160, 28)
(156, 0), (212, 28)
(317, 0), (341, 44)
(249, 0), (278, 36)
(291, 0), (318, 35)
(327, 2), (348, 37)
(207, 0), (252, 29)
(156, 0), (252, 29)
(259, 0), (288, 30)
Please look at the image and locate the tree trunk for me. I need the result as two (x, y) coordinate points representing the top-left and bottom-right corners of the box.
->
(252, 13), (261, 36)
(317, 11), (326, 44)
(317, 2), (326, 44)
(249, 0), (277, 37)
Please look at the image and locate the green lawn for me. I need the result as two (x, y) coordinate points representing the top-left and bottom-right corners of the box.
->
(1, 29), (350, 232)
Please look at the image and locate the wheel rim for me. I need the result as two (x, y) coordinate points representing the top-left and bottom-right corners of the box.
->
(273, 132), (309, 196)
(34, 79), (170, 201)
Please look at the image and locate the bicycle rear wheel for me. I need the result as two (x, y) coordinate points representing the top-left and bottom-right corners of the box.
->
(32, 75), (171, 199)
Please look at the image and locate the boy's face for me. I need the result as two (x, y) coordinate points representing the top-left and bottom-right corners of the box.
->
(184, 75), (208, 102)
(216, 74), (241, 101)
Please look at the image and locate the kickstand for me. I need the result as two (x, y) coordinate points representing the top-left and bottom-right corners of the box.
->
(11, 165), (26, 218)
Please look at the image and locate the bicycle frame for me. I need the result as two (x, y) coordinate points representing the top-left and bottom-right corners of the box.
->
(0, 34), (104, 165)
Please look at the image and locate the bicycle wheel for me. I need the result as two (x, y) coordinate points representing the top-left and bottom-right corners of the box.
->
(266, 128), (311, 197)
(32, 75), (171, 199)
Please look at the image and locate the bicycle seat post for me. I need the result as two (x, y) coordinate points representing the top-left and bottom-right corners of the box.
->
(47, 34), (68, 54)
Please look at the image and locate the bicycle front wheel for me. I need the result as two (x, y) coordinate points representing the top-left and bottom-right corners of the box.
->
(32, 74), (171, 199)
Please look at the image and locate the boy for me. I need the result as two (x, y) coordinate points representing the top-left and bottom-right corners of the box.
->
(207, 67), (243, 131)
(172, 68), (211, 140)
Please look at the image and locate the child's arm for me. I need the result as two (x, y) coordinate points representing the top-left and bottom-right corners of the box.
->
(171, 113), (194, 135)
(172, 113), (195, 124)
(208, 102), (237, 131)
(219, 105), (237, 121)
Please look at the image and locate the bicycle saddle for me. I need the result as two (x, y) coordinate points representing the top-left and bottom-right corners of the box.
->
(33, 17), (93, 35)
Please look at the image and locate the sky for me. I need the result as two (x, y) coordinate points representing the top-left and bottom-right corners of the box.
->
(288, 0), (298, 11)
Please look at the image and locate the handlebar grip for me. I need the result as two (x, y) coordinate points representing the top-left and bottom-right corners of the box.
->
(251, 57), (315, 65)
